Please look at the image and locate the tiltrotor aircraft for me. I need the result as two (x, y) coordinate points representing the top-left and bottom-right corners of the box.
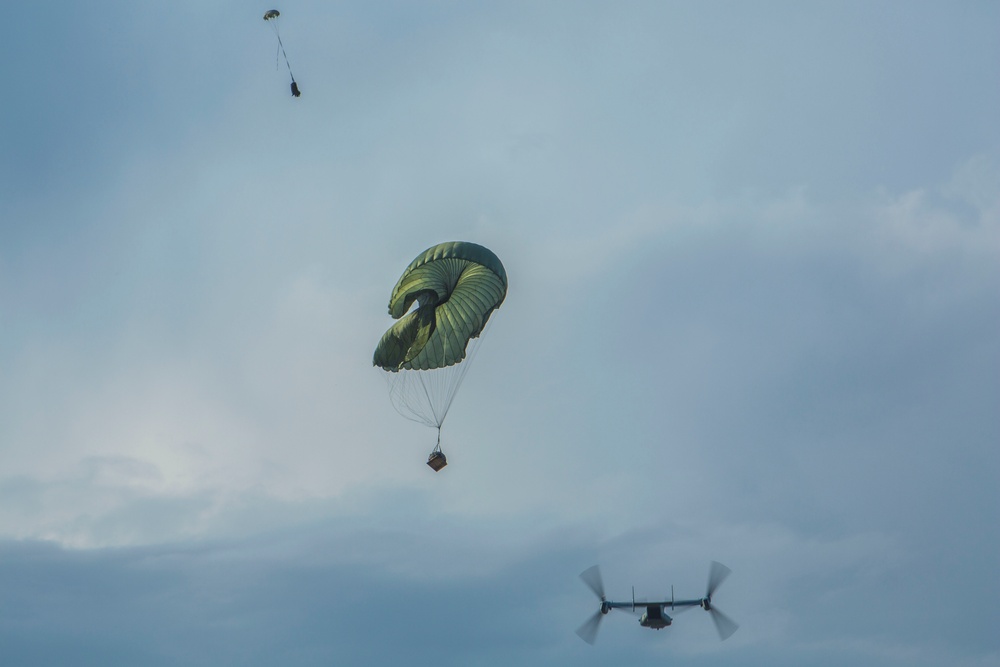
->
(576, 562), (739, 644)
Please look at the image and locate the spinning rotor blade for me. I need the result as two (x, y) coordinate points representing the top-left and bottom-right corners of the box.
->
(575, 609), (604, 645)
(704, 562), (738, 640)
(708, 606), (739, 641)
(706, 561), (731, 599)
(579, 565), (605, 600)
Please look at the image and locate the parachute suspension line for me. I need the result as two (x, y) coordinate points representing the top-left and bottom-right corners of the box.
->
(269, 21), (296, 83)
(265, 13), (298, 96)
(433, 427), (443, 454)
(432, 315), (494, 421)
(417, 370), (444, 427)
(381, 317), (497, 431)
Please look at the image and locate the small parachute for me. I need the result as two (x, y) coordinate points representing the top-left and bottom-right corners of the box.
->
(263, 9), (301, 97)
(374, 242), (508, 470)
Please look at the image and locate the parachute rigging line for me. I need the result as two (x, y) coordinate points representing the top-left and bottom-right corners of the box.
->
(263, 10), (301, 97)
(381, 317), (493, 430)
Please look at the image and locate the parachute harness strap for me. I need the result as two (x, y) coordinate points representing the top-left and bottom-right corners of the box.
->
(433, 427), (443, 454)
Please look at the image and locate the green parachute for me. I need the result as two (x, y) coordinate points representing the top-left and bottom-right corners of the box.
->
(263, 9), (300, 97)
(374, 242), (508, 470)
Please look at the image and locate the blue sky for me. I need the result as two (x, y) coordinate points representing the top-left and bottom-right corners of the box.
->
(1, 2), (998, 665)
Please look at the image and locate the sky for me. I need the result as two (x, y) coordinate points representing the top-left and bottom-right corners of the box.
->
(1, 1), (998, 665)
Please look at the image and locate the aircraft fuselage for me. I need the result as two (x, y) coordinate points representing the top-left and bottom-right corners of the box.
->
(638, 604), (673, 630)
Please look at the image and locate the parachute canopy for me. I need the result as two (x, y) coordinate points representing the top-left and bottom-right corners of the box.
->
(374, 241), (507, 372)
(374, 242), (507, 468)
(263, 9), (280, 20)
